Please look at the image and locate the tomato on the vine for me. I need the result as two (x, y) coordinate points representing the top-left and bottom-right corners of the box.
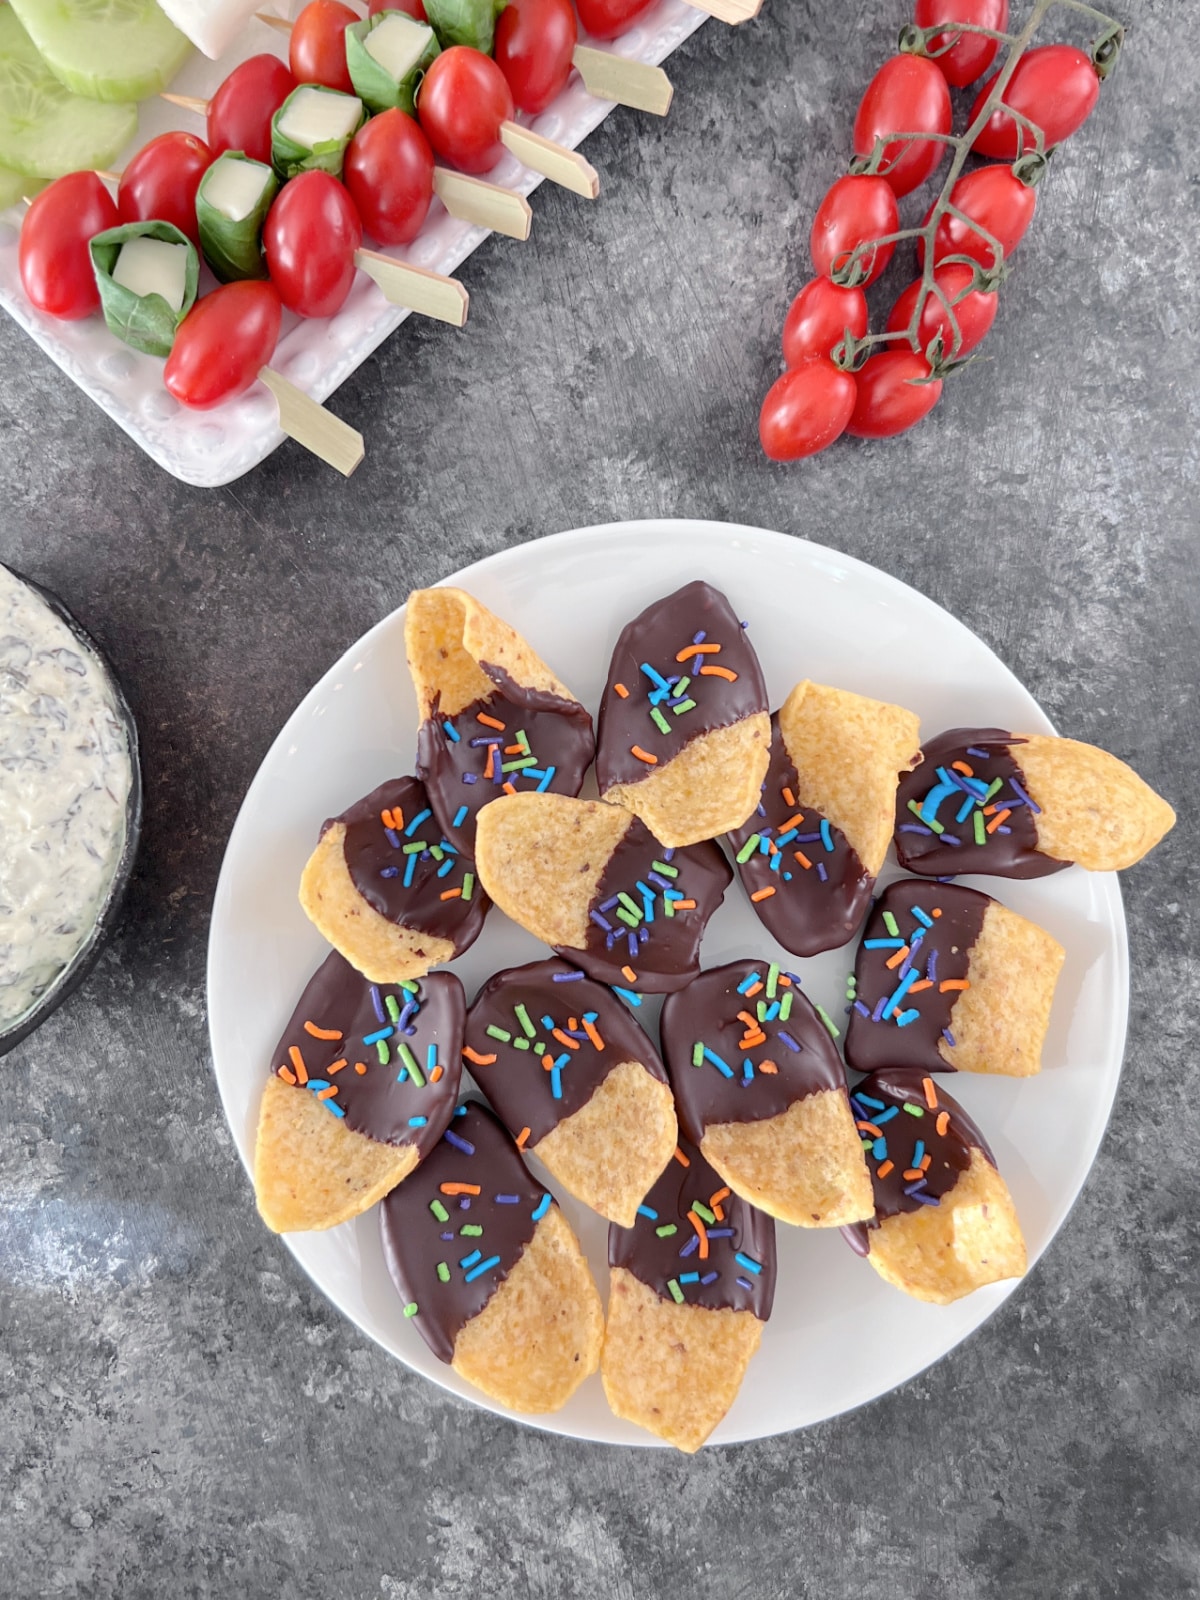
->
(289, 0), (359, 95)
(495, 0), (577, 116)
(759, 359), (858, 461)
(782, 278), (869, 367)
(575, 0), (656, 41)
(263, 170), (363, 318)
(919, 164), (1036, 271)
(417, 46), (513, 174)
(208, 55), (297, 165)
(164, 281), (282, 409)
(20, 171), (120, 321)
(971, 44), (1100, 158)
(847, 351), (943, 438)
(913, 0), (1009, 88)
(344, 108), (434, 245)
(117, 132), (211, 250)
(886, 263), (998, 359)
(810, 175), (898, 287)
(368, 0), (426, 14)
(853, 54), (952, 197)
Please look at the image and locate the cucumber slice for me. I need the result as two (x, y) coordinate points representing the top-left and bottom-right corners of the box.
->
(0, 166), (46, 209)
(0, 9), (136, 179)
(7, 0), (192, 104)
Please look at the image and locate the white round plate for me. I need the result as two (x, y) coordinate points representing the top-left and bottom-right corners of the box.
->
(207, 520), (1128, 1447)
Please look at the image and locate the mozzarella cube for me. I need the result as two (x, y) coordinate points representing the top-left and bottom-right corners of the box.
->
(111, 236), (189, 313)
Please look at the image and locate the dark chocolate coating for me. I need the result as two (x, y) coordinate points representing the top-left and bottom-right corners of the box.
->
(660, 958), (848, 1143)
(894, 728), (1071, 879)
(330, 776), (489, 956)
(609, 1137), (776, 1319)
(464, 958), (667, 1148)
(595, 581), (768, 794)
(271, 952), (463, 1153)
(844, 879), (991, 1078)
(562, 817), (733, 993)
(379, 1101), (555, 1364)
(415, 663), (594, 856)
(841, 1068), (997, 1257)
(727, 713), (872, 957)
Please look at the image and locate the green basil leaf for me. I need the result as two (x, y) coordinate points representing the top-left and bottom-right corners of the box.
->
(346, 13), (440, 116)
(195, 151), (277, 283)
(88, 220), (198, 360)
(425, 0), (495, 55)
(270, 85), (365, 181)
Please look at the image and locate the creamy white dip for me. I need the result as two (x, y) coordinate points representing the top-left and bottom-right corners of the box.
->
(0, 567), (134, 1033)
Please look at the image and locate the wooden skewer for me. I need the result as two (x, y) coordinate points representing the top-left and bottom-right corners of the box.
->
(683, 0), (763, 22)
(258, 368), (364, 476)
(571, 47), (673, 116)
(160, 91), (209, 116)
(353, 248), (468, 324)
(499, 122), (598, 199)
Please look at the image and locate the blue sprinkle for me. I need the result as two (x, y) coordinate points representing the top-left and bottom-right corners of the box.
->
(912, 907), (934, 928)
(613, 987), (642, 1006)
(736, 972), (762, 994)
(437, 856), (455, 878)
(464, 1254), (502, 1283)
(404, 807), (432, 837)
(362, 1027), (393, 1046)
(679, 1272), (700, 1285)
(742, 1059), (754, 1081)
(396, 1069), (408, 1083)
(536, 766), (556, 792)
(452, 804), (469, 828)
(408, 1116), (427, 1127)
(455, 1105), (467, 1116)
(460, 1249), (482, 1269)
(874, 1107), (899, 1125)
(531, 1193), (552, 1222)
(443, 720), (460, 741)
(550, 1067), (563, 1100)
(896, 1009), (922, 1027)
(872, 1138), (887, 1160)
(734, 1252), (762, 1275)
(914, 1140), (926, 1165)
(864, 939), (906, 950)
(637, 1205), (659, 1220)
(882, 968), (920, 1020)
(857, 1094), (886, 1110)
(703, 1048), (734, 1079)
(403, 852), (418, 888)
(820, 818), (834, 852)
(444, 1130), (475, 1155)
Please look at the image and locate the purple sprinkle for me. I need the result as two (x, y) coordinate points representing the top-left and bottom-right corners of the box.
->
(692, 630), (706, 644)
(552, 970), (585, 982)
(443, 1131), (475, 1155)
(701, 1270), (720, 1285)
(936, 875), (957, 883)
(707, 1228), (735, 1239)
(663, 849), (675, 862)
(440, 1231), (454, 1241)
(817, 863), (828, 883)
(369, 986), (386, 1024)
(679, 1235), (700, 1258)
(590, 910), (613, 933)
(871, 997), (888, 1022)
(384, 827), (402, 849)
(927, 948), (938, 985)
(599, 896), (621, 912)
(942, 1028), (956, 1047)
(627, 933), (639, 960)
(736, 1276), (753, 1291)
(756, 802), (767, 818)
(796, 831), (823, 843)
(458, 1197), (471, 1211)
(909, 1190), (941, 1207)
(637, 926), (649, 946)
(398, 1000), (417, 1032)
(495, 1194), (520, 1204)
(904, 1180), (928, 1196)
(777, 1031), (801, 1052)
(605, 932), (618, 950)
(462, 773), (478, 784)
(939, 831), (962, 847)
(469, 736), (503, 747)
(379, 866), (399, 879)
(785, 972), (803, 987)
(648, 872), (673, 891)
(966, 746), (991, 759)
(899, 823), (934, 836)
(997, 825), (1012, 834)
(854, 1000), (871, 1018)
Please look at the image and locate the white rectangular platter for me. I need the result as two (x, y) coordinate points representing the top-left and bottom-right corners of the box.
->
(0, 0), (710, 486)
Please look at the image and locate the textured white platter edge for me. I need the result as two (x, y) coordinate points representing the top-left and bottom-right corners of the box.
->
(0, 1), (708, 487)
(207, 519), (1129, 1448)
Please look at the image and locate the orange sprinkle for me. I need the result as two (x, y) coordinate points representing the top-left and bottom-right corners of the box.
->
(440, 1182), (481, 1195)
(328, 1059), (347, 1075)
(277, 1066), (297, 1085)
(430, 1065), (444, 1083)
(951, 760), (975, 777)
(542, 1057), (555, 1071)
(551, 1028), (580, 1051)
(986, 808), (1012, 834)
(484, 746), (496, 779)
(504, 742), (524, 756)
(737, 1010), (758, 1029)
(700, 665), (738, 681)
(516, 1127), (531, 1150)
(289, 1045), (308, 1085)
(920, 1153), (932, 1171)
(477, 712), (506, 730)
(673, 899), (696, 910)
(614, 682), (629, 698)
(709, 1186), (730, 1207)
(932, 907), (942, 917)
(440, 887), (463, 900)
(675, 642), (721, 660)
(687, 1209), (710, 1260)
(751, 886), (776, 902)
(758, 1059), (779, 1074)
(568, 1018), (579, 1032)
(304, 1021), (342, 1041)
(794, 850), (813, 870)
(936, 1111), (950, 1136)
(779, 812), (805, 832)
(922, 1077), (939, 1109)
(582, 1018), (604, 1051)
(885, 945), (910, 970)
(630, 745), (657, 765)
(463, 1047), (497, 1066)
(778, 974), (792, 987)
(876, 1160), (895, 1179)
(856, 1119), (884, 1138)
(939, 980), (969, 993)
(354, 1062), (367, 1075)
(502, 782), (517, 796)
(673, 1145), (691, 1167)
(316, 1084), (338, 1101)
(621, 965), (637, 983)
(739, 1032), (767, 1049)
(782, 786), (796, 807)
(745, 981), (764, 997)
(903, 1168), (924, 1181)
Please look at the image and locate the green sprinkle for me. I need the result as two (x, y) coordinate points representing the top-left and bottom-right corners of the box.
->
(780, 990), (794, 1021)
(399, 981), (419, 994)
(486, 1025), (512, 1043)
(403, 841), (426, 854)
(652, 860), (678, 878)
(385, 994), (401, 1023)
(692, 1041), (705, 1067)
(376, 1039), (391, 1066)
(908, 798), (944, 834)
(617, 891), (642, 917)
(650, 707), (672, 736)
(861, 1138), (873, 1150)
(663, 897), (675, 917)
(767, 963), (780, 999)
(534, 1041), (546, 1056)
(667, 1279), (685, 1304)
(514, 1003), (536, 1038)
(461, 872), (474, 901)
(429, 845), (445, 861)
(814, 1003), (840, 1040)
(985, 777), (1004, 800)
(431, 1200), (449, 1222)
(501, 756), (537, 773)
(397, 1040), (424, 1087)
(461, 1224), (483, 1237)
(756, 1000), (767, 1022)
(436, 1262), (450, 1283)
(882, 911), (900, 937)
(691, 1201), (716, 1225)
(655, 1224), (678, 1238)
(674, 676), (691, 695)
(403, 1302), (419, 1318)
(672, 699), (696, 715)
(973, 809), (987, 846)
(616, 908), (640, 929)
(735, 834), (761, 864)
(512, 1037), (530, 1051)
(515, 730), (530, 753)
(903, 1103), (925, 1118)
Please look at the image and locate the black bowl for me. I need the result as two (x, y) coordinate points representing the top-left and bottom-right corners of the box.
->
(0, 568), (143, 1057)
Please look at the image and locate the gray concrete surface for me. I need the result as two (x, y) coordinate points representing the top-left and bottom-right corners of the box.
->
(1, 0), (1197, 1594)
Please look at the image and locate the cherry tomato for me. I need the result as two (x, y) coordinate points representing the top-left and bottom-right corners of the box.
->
(417, 47), (513, 174)
(165, 281), (282, 409)
(290, 0), (359, 94)
(19, 171), (120, 321)
(575, 0), (656, 41)
(971, 45), (1099, 158)
(495, 0), (577, 116)
(207, 54), (297, 165)
(853, 54), (952, 197)
(368, 0), (426, 15)
(344, 108), (434, 245)
(782, 277), (869, 367)
(886, 263), (998, 359)
(810, 175), (898, 288)
(759, 358), (858, 462)
(920, 164), (1036, 271)
(913, 0), (1009, 88)
(263, 170), (362, 318)
(847, 351), (943, 438)
(117, 131), (211, 251)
